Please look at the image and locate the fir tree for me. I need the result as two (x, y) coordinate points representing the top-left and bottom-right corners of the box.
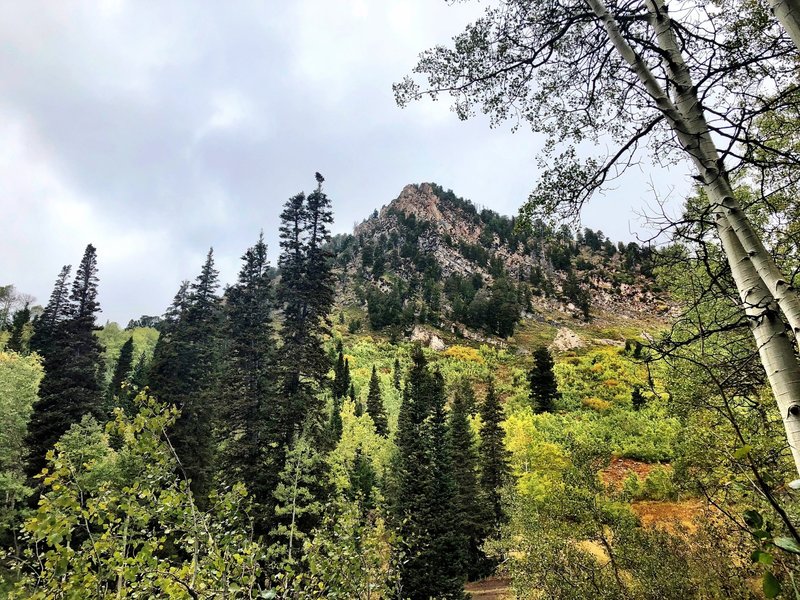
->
(393, 357), (402, 390)
(7, 303), (31, 353)
(148, 250), (222, 500)
(447, 379), (489, 578)
(528, 346), (559, 413)
(107, 336), (134, 410)
(479, 377), (511, 528)
(332, 351), (351, 399)
(215, 234), (276, 527)
(395, 346), (467, 599)
(29, 265), (71, 359)
(366, 365), (388, 436)
(26, 245), (104, 480)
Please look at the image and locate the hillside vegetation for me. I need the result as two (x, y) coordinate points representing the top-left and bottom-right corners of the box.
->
(0, 179), (798, 599)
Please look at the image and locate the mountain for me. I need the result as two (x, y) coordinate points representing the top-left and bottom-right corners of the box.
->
(331, 182), (668, 348)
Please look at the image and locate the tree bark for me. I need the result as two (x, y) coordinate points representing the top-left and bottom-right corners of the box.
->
(770, 0), (800, 52)
(585, 0), (800, 476)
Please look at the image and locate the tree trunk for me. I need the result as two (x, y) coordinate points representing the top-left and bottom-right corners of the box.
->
(585, 0), (800, 477)
(770, 0), (800, 52)
(644, 0), (800, 348)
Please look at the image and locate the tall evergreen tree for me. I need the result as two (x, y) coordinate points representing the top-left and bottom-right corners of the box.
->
(262, 175), (337, 554)
(366, 365), (388, 436)
(216, 234), (276, 528)
(25, 245), (104, 480)
(447, 379), (489, 578)
(528, 346), (559, 413)
(394, 346), (467, 599)
(107, 336), (134, 409)
(29, 265), (71, 359)
(148, 250), (222, 500)
(479, 377), (511, 528)
(7, 303), (31, 353)
(393, 357), (402, 390)
(332, 351), (351, 399)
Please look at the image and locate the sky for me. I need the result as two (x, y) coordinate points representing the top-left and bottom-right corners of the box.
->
(0, 0), (690, 324)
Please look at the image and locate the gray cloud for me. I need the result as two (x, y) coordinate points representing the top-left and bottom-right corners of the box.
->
(0, 0), (689, 323)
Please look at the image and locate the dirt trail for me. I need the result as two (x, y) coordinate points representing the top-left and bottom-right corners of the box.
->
(465, 577), (513, 599)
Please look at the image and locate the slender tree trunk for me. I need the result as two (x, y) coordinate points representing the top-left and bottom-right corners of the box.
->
(644, 0), (800, 346)
(770, 0), (800, 52)
(585, 0), (800, 476)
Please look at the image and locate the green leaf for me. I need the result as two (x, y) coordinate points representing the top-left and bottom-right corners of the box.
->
(744, 509), (764, 529)
(774, 536), (800, 555)
(763, 571), (781, 598)
(734, 445), (752, 459)
(751, 550), (774, 566)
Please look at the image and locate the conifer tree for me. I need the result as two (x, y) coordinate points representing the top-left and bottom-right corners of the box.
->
(366, 365), (388, 436)
(26, 245), (104, 480)
(447, 379), (488, 578)
(394, 346), (467, 599)
(148, 250), (221, 500)
(332, 351), (351, 399)
(528, 346), (559, 413)
(107, 336), (134, 409)
(631, 385), (646, 411)
(215, 234), (276, 527)
(29, 265), (71, 359)
(7, 303), (31, 353)
(351, 383), (363, 417)
(328, 394), (343, 445)
(479, 377), (511, 528)
(393, 357), (402, 390)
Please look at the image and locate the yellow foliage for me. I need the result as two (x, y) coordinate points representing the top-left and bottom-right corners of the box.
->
(603, 379), (619, 387)
(583, 397), (612, 412)
(443, 345), (484, 363)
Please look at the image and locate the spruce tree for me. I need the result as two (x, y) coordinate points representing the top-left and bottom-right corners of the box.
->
(447, 379), (489, 578)
(332, 351), (351, 399)
(25, 245), (104, 480)
(395, 346), (467, 599)
(393, 356), (402, 390)
(107, 336), (134, 409)
(479, 377), (511, 528)
(148, 251), (221, 500)
(351, 383), (363, 417)
(631, 384), (646, 411)
(7, 303), (31, 353)
(366, 365), (388, 436)
(215, 234), (276, 527)
(29, 265), (71, 359)
(528, 346), (559, 413)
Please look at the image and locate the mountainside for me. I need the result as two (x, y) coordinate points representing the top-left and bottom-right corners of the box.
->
(332, 182), (669, 348)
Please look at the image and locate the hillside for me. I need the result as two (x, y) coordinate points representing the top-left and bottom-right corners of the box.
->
(331, 182), (668, 350)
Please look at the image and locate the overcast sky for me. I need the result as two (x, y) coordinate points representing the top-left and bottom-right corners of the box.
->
(1, 0), (690, 324)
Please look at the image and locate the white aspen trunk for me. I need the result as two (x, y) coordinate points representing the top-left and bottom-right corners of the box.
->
(644, 0), (800, 349)
(585, 0), (800, 477)
(769, 0), (800, 52)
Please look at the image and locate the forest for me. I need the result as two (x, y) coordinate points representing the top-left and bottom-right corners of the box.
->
(4, 0), (800, 598)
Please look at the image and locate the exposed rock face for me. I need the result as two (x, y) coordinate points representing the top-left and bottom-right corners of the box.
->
(550, 327), (585, 352)
(410, 325), (446, 351)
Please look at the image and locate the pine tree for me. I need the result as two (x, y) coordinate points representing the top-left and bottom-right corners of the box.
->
(366, 365), (388, 436)
(148, 250), (222, 500)
(7, 303), (31, 353)
(447, 379), (489, 578)
(393, 357), (402, 390)
(29, 265), (71, 359)
(25, 245), (105, 480)
(215, 234), (276, 528)
(394, 346), (467, 599)
(332, 351), (351, 399)
(479, 377), (511, 528)
(107, 336), (134, 410)
(528, 346), (559, 413)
